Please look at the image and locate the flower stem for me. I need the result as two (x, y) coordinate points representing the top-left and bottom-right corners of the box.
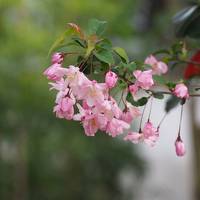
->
(148, 97), (153, 122)
(178, 104), (184, 136)
(139, 103), (147, 132)
(157, 113), (167, 130)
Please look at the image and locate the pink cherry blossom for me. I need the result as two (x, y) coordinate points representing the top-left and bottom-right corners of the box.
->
(53, 96), (75, 120)
(133, 70), (154, 90)
(106, 118), (130, 137)
(49, 79), (73, 104)
(145, 55), (168, 75)
(173, 83), (189, 99)
(143, 121), (159, 146)
(73, 104), (108, 136)
(124, 121), (159, 146)
(124, 132), (143, 144)
(51, 52), (64, 64)
(82, 113), (109, 136)
(66, 65), (90, 89)
(82, 114), (99, 136)
(79, 80), (105, 106)
(121, 102), (141, 123)
(43, 63), (68, 81)
(175, 138), (186, 157)
(49, 78), (68, 92)
(96, 98), (122, 121)
(105, 71), (118, 88)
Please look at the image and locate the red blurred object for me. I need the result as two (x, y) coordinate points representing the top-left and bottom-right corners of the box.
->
(184, 51), (200, 79)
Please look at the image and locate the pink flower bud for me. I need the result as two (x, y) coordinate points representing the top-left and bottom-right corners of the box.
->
(51, 52), (64, 64)
(43, 63), (67, 81)
(173, 83), (189, 99)
(175, 138), (186, 157)
(105, 71), (118, 88)
(129, 84), (139, 96)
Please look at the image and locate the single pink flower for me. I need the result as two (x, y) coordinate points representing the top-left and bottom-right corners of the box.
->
(109, 97), (122, 119)
(96, 98), (122, 121)
(79, 80), (105, 106)
(124, 132), (143, 144)
(53, 96), (75, 120)
(145, 55), (168, 75)
(51, 52), (64, 64)
(106, 118), (130, 137)
(96, 114), (108, 131)
(43, 63), (67, 81)
(173, 83), (189, 99)
(175, 137), (186, 157)
(82, 113), (109, 136)
(105, 71), (118, 88)
(74, 104), (108, 136)
(133, 70), (154, 90)
(82, 114), (99, 136)
(49, 78), (68, 91)
(66, 65), (90, 89)
(121, 102), (141, 123)
(143, 121), (159, 146)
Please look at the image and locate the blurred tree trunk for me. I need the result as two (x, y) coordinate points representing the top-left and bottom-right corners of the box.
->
(190, 99), (200, 200)
(135, 0), (168, 32)
(12, 128), (28, 200)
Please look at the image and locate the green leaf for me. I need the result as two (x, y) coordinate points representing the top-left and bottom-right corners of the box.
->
(124, 62), (137, 72)
(72, 37), (87, 48)
(166, 82), (176, 89)
(153, 75), (166, 84)
(88, 19), (107, 36)
(94, 49), (114, 65)
(136, 97), (149, 106)
(96, 39), (112, 50)
(152, 92), (164, 99)
(126, 93), (149, 107)
(48, 28), (79, 56)
(165, 96), (181, 112)
(113, 47), (129, 63)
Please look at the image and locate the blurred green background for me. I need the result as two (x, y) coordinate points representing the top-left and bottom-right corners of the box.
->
(0, 0), (189, 200)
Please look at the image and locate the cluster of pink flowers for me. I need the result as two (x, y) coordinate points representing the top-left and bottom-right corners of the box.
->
(124, 121), (159, 147)
(44, 53), (189, 156)
(44, 53), (142, 138)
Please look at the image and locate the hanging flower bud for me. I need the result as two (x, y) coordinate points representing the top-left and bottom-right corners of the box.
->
(51, 52), (64, 64)
(173, 83), (189, 99)
(175, 137), (186, 157)
(43, 63), (68, 81)
(105, 71), (118, 88)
